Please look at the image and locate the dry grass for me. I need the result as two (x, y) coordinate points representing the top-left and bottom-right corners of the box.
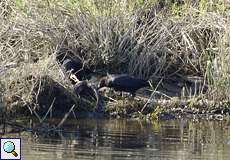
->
(0, 0), (230, 114)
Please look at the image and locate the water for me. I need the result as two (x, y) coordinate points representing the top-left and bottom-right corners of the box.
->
(1, 118), (230, 160)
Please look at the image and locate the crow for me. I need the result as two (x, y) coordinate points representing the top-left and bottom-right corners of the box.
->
(98, 74), (150, 97)
(74, 81), (104, 112)
(61, 58), (94, 83)
(56, 48), (94, 82)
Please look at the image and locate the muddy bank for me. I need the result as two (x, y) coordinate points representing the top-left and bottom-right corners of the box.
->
(105, 98), (230, 120)
(1, 75), (230, 121)
(1, 75), (103, 119)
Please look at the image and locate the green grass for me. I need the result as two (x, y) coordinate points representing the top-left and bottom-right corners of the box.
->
(1, 0), (230, 113)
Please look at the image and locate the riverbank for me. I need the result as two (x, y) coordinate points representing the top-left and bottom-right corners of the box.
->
(1, 0), (230, 121)
(1, 73), (230, 121)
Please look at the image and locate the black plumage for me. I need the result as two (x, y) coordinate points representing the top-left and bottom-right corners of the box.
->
(98, 74), (150, 97)
(61, 58), (94, 82)
(56, 48), (94, 82)
(74, 81), (104, 112)
(74, 81), (95, 98)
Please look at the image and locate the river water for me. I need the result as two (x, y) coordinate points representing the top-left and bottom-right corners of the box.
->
(1, 118), (230, 160)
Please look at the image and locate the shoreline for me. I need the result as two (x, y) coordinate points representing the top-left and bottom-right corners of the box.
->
(1, 76), (230, 121)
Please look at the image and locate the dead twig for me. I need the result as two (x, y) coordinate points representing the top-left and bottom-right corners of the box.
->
(56, 105), (76, 128)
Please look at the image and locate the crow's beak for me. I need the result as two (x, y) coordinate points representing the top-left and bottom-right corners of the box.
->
(70, 74), (80, 83)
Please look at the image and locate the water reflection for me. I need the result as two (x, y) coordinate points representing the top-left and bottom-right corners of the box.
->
(1, 118), (230, 160)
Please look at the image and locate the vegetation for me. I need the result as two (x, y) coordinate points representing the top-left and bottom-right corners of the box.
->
(1, 0), (230, 118)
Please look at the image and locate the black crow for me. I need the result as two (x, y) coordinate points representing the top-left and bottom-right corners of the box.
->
(74, 81), (104, 112)
(56, 48), (94, 82)
(98, 74), (150, 97)
(61, 58), (94, 82)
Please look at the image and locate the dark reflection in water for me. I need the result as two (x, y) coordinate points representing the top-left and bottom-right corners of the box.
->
(1, 118), (230, 160)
